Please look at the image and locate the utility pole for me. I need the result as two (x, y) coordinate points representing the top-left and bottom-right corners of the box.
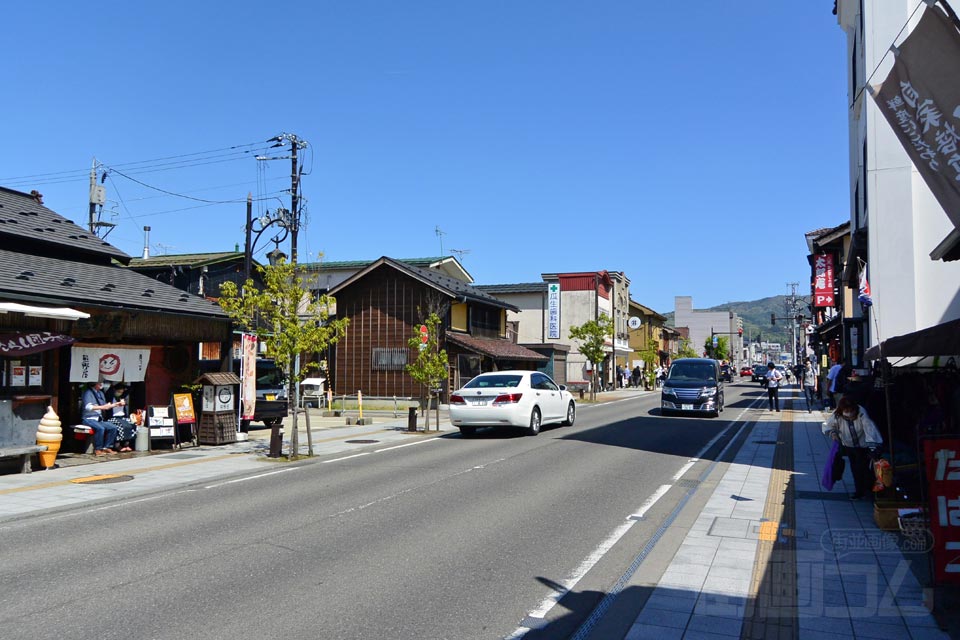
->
(244, 193), (252, 281)
(88, 159), (97, 233)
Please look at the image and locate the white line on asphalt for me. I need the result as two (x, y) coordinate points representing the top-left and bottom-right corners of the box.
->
(629, 484), (672, 520)
(204, 468), (298, 489)
(321, 452), (371, 464)
(374, 439), (439, 453)
(671, 460), (698, 482)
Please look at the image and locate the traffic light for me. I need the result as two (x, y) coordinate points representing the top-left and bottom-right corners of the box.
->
(771, 313), (776, 325)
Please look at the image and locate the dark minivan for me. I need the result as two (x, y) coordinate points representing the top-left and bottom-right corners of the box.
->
(660, 358), (724, 417)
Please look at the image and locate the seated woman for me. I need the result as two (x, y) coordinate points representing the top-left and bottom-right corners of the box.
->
(106, 382), (137, 452)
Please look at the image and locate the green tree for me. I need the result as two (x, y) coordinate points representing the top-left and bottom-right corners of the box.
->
(406, 312), (448, 431)
(637, 340), (660, 390)
(569, 313), (613, 401)
(219, 259), (348, 458)
(675, 339), (698, 359)
(703, 335), (730, 361)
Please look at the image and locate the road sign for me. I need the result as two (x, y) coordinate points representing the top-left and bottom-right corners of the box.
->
(419, 325), (428, 344)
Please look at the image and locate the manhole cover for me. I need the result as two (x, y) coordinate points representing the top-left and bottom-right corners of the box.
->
(71, 474), (134, 485)
(345, 439), (379, 444)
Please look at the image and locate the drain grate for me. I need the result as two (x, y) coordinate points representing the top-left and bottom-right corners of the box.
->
(71, 474), (134, 485)
(162, 454), (204, 460)
(345, 439), (379, 444)
(676, 479), (701, 488)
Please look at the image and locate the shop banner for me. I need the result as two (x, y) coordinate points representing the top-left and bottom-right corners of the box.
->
(0, 331), (75, 356)
(240, 333), (257, 420)
(813, 253), (835, 307)
(924, 437), (960, 585)
(69, 346), (152, 382)
(871, 5), (960, 234)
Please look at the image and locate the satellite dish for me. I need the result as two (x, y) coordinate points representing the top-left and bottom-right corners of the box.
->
(628, 316), (641, 330)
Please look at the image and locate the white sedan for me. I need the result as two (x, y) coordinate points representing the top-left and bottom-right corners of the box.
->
(449, 370), (576, 437)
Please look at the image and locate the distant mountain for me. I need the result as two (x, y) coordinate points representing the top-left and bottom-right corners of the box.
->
(664, 295), (802, 347)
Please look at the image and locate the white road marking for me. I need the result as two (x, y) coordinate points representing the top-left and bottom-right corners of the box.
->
(374, 439), (439, 453)
(204, 467), (297, 488)
(671, 460), (698, 482)
(629, 484), (672, 520)
(321, 452), (371, 464)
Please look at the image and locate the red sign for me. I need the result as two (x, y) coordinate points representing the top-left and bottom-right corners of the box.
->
(813, 253), (835, 308)
(419, 324), (428, 344)
(924, 437), (960, 585)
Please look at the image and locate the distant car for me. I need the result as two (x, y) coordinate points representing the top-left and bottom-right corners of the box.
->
(661, 358), (724, 417)
(719, 364), (733, 382)
(752, 364), (767, 382)
(740, 366), (753, 377)
(449, 370), (576, 437)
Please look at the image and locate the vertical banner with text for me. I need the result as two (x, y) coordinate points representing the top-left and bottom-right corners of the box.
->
(813, 253), (835, 307)
(240, 333), (257, 421)
(547, 283), (561, 340)
(924, 437), (960, 585)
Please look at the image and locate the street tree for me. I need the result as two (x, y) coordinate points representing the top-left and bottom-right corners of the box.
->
(675, 339), (698, 359)
(406, 312), (448, 431)
(637, 339), (660, 390)
(568, 313), (613, 401)
(218, 259), (348, 458)
(703, 335), (730, 361)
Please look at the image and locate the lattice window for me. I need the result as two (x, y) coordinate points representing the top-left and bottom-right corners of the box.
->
(372, 347), (409, 371)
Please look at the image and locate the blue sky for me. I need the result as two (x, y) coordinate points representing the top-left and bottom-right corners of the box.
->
(3, 1), (849, 314)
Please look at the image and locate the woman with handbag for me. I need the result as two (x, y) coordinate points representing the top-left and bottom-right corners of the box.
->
(821, 396), (883, 500)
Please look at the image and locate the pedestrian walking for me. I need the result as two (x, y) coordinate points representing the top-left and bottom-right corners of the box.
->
(802, 361), (818, 412)
(826, 357), (846, 409)
(821, 396), (883, 500)
(632, 365), (641, 389)
(764, 362), (783, 412)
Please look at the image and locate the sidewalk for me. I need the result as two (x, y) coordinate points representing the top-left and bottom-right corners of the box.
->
(623, 387), (951, 640)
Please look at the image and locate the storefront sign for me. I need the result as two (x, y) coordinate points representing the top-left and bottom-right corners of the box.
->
(240, 333), (257, 420)
(871, 6), (960, 235)
(548, 283), (561, 340)
(173, 393), (196, 424)
(11, 365), (26, 386)
(814, 254), (835, 307)
(69, 346), (152, 382)
(28, 366), (42, 386)
(0, 331), (75, 356)
(924, 437), (960, 585)
(215, 385), (234, 412)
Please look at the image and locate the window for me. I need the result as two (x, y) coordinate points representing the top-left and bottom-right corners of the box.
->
(372, 347), (408, 371)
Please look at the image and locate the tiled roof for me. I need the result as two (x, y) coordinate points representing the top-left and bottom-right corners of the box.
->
(445, 332), (548, 361)
(475, 282), (548, 294)
(328, 256), (517, 312)
(0, 187), (130, 262)
(0, 247), (228, 318)
(129, 252), (246, 269)
(301, 256), (451, 271)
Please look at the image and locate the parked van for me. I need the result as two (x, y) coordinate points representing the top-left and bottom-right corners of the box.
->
(660, 358), (724, 417)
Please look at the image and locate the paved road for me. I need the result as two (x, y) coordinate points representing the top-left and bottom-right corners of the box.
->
(0, 382), (762, 640)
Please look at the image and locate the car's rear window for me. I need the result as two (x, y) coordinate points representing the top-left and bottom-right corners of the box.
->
(463, 375), (523, 389)
(668, 363), (716, 382)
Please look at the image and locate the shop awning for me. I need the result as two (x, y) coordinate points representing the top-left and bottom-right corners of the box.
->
(0, 331), (75, 356)
(864, 317), (960, 360)
(445, 332), (548, 361)
(930, 227), (960, 262)
(0, 302), (90, 321)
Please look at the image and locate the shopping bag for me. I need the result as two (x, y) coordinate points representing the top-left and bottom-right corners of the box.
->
(822, 440), (844, 491)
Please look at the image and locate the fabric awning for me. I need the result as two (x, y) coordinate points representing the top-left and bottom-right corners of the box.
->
(930, 227), (960, 262)
(0, 331), (75, 356)
(445, 332), (548, 361)
(0, 302), (90, 321)
(864, 317), (960, 360)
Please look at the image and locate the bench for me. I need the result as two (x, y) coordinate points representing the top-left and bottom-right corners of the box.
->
(0, 445), (47, 473)
(71, 425), (96, 454)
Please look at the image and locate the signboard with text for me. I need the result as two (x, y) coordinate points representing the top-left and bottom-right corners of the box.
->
(924, 437), (960, 585)
(813, 253), (835, 307)
(547, 283), (561, 340)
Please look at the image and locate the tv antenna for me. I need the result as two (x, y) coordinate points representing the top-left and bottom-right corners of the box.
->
(435, 225), (446, 255)
(450, 248), (471, 261)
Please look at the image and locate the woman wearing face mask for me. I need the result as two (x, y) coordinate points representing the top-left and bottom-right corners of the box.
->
(821, 396), (883, 499)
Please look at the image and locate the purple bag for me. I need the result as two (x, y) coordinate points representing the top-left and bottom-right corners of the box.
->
(822, 440), (842, 491)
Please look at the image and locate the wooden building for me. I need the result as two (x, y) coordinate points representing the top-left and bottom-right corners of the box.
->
(327, 257), (546, 400)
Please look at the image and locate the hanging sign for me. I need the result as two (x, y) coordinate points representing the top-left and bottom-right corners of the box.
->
(924, 437), (960, 585)
(0, 331), (74, 356)
(813, 254), (835, 307)
(240, 333), (257, 420)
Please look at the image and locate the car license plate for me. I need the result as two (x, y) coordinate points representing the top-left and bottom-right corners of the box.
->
(266, 394), (276, 401)
(681, 404), (694, 411)
(469, 399), (487, 406)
